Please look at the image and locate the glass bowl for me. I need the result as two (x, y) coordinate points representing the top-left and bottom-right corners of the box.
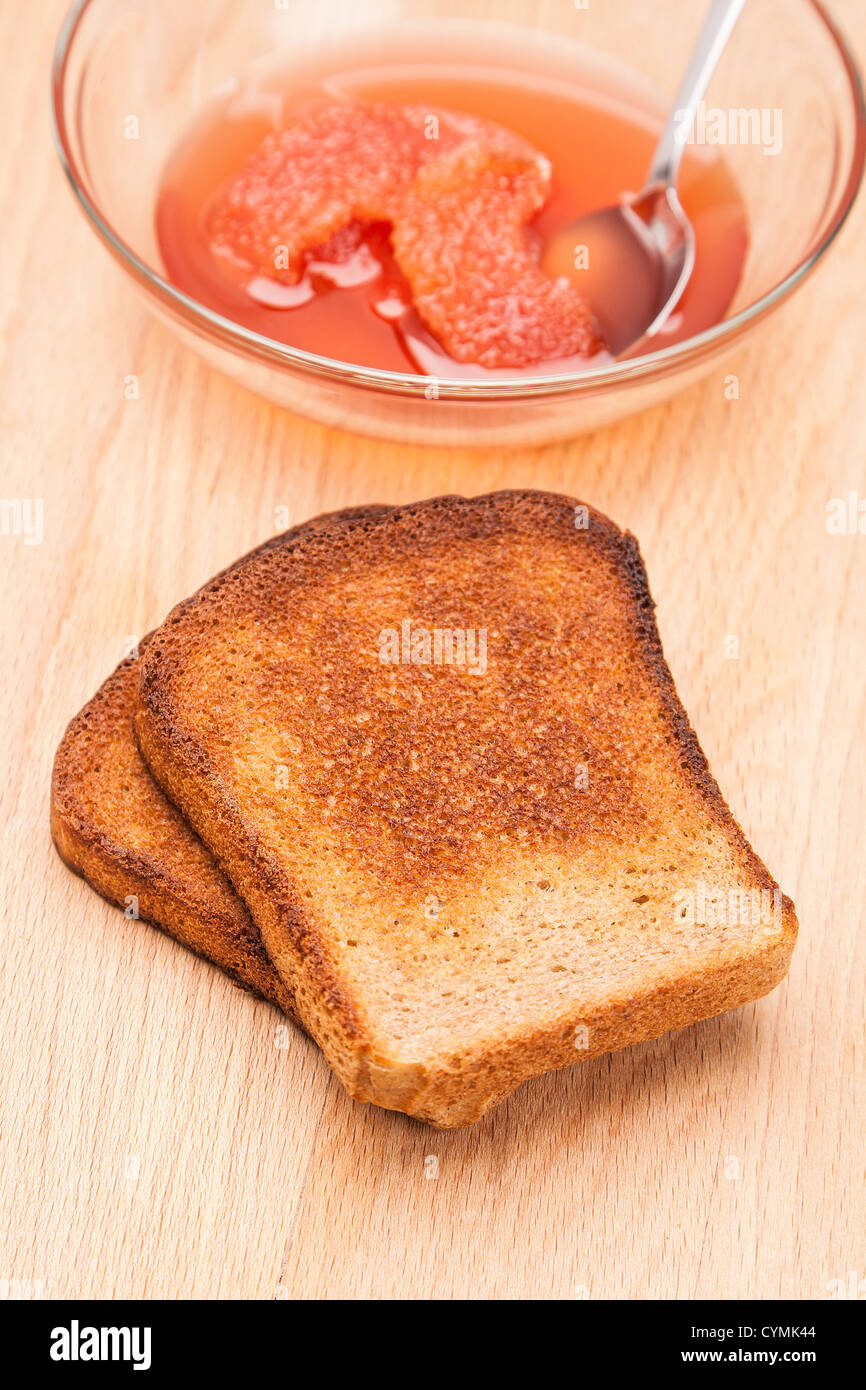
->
(51, 0), (865, 447)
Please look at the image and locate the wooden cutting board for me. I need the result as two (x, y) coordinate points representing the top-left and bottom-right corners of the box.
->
(1, 0), (863, 1300)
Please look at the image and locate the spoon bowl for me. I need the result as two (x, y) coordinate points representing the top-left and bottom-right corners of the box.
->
(542, 183), (695, 356)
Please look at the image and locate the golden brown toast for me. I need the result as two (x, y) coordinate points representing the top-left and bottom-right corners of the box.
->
(51, 640), (294, 1011)
(50, 506), (389, 1012)
(136, 491), (798, 1127)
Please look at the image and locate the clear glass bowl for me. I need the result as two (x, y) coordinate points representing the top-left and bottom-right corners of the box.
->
(52, 0), (865, 446)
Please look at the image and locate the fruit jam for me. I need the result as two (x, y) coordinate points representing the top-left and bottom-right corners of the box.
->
(155, 27), (749, 378)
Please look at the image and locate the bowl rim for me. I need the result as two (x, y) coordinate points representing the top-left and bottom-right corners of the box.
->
(50, 0), (866, 401)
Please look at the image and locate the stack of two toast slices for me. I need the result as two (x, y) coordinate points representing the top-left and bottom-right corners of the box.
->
(51, 492), (797, 1127)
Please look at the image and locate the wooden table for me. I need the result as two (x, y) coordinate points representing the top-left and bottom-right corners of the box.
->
(2, 0), (864, 1301)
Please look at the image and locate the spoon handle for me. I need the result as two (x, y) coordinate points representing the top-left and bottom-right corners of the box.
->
(646, 0), (746, 189)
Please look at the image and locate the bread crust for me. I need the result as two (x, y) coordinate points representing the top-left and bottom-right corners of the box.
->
(51, 506), (390, 1014)
(51, 643), (295, 1011)
(135, 491), (798, 1127)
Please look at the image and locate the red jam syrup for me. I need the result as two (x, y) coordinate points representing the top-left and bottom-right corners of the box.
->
(156, 29), (749, 377)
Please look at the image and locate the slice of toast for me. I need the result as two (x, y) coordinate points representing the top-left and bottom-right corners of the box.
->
(50, 505), (389, 1013)
(135, 491), (798, 1127)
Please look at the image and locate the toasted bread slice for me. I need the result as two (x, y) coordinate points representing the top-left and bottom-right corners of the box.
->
(51, 506), (389, 1012)
(136, 491), (797, 1127)
(51, 641), (293, 1011)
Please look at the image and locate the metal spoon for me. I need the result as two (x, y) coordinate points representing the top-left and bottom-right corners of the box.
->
(541, 0), (746, 357)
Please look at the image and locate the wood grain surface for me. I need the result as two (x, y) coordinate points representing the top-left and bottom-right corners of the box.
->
(1, 0), (864, 1301)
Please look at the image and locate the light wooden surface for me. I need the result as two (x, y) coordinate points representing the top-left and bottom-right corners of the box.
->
(1, 0), (864, 1301)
